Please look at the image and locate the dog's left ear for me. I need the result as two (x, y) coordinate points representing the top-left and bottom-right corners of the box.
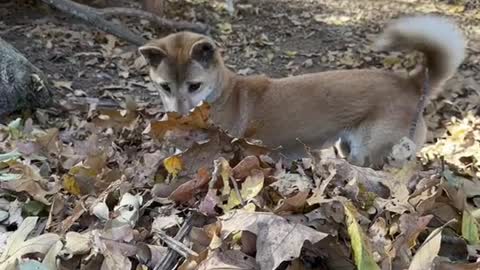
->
(190, 39), (216, 67)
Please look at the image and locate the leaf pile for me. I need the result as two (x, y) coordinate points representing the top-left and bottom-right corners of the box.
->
(0, 96), (479, 269)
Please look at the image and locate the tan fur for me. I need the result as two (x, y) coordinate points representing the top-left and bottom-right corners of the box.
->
(139, 15), (465, 168)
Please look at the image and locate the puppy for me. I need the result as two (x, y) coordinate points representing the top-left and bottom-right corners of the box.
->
(138, 15), (465, 168)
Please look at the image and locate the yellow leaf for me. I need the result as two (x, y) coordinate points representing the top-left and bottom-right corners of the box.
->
(240, 169), (264, 200)
(446, 5), (464, 14)
(285, 50), (297, 57)
(223, 190), (241, 212)
(242, 202), (256, 212)
(217, 22), (232, 34)
(62, 166), (97, 196)
(383, 56), (401, 68)
(462, 209), (479, 245)
(63, 174), (81, 196)
(209, 232), (223, 250)
(164, 155), (183, 177)
(219, 158), (232, 197)
(344, 202), (381, 270)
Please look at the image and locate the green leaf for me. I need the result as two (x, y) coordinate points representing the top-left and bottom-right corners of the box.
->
(344, 202), (380, 270)
(7, 118), (23, 139)
(18, 260), (50, 270)
(23, 200), (47, 216)
(462, 209), (479, 245)
(0, 150), (21, 163)
(0, 173), (21, 182)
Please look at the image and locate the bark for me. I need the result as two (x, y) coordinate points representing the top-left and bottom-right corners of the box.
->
(41, 0), (146, 46)
(99, 7), (210, 34)
(0, 37), (53, 118)
(41, 0), (210, 47)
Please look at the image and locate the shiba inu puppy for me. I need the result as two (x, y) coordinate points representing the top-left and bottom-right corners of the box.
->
(139, 15), (465, 168)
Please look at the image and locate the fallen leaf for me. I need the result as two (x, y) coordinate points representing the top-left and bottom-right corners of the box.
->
(169, 168), (211, 203)
(199, 189), (220, 216)
(164, 155), (183, 177)
(53, 80), (73, 91)
(62, 165), (97, 196)
(152, 214), (183, 231)
(344, 202), (380, 270)
(42, 240), (63, 270)
(92, 202), (110, 221)
(0, 217), (60, 269)
(1, 161), (54, 204)
(232, 156), (261, 179)
(63, 232), (91, 256)
(112, 192), (142, 226)
(240, 169), (264, 201)
(149, 102), (211, 141)
(220, 210), (328, 269)
(461, 209), (479, 245)
(197, 250), (259, 270)
(408, 227), (443, 270)
(274, 191), (309, 214)
(18, 260), (50, 270)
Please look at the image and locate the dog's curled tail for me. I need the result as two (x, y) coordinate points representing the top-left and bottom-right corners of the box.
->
(375, 15), (465, 98)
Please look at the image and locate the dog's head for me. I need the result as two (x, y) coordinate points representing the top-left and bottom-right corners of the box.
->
(139, 32), (225, 115)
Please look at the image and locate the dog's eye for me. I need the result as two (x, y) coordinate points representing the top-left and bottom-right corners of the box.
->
(159, 83), (171, 93)
(188, 82), (202, 93)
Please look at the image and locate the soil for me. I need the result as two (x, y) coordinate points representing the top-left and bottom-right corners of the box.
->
(0, 0), (479, 138)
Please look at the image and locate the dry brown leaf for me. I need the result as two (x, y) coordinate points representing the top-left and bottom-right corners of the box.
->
(274, 191), (309, 214)
(199, 189), (221, 216)
(149, 102), (211, 141)
(0, 161), (55, 205)
(232, 156), (261, 179)
(220, 210), (328, 269)
(169, 168), (211, 203)
(197, 250), (259, 270)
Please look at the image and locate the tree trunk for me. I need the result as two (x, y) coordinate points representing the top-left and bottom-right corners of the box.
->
(0, 37), (53, 118)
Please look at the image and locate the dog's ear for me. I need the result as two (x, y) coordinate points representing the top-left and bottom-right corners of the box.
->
(139, 45), (167, 67)
(190, 39), (216, 67)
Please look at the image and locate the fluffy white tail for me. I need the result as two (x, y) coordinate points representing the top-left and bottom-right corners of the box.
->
(375, 15), (466, 96)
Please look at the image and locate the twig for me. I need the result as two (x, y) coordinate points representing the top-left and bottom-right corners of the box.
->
(98, 7), (210, 34)
(155, 230), (198, 258)
(154, 213), (194, 270)
(230, 176), (245, 206)
(41, 0), (146, 45)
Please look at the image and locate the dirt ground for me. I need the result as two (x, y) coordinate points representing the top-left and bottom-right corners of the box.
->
(1, 0), (479, 138)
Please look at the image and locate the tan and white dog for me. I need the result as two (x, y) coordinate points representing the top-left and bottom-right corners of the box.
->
(139, 15), (465, 168)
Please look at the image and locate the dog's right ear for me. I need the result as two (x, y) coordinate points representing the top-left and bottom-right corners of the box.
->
(138, 45), (167, 67)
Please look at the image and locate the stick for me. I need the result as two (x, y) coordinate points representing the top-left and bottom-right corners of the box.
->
(98, 7), (210, 34)
(230, 176), (245, 206)
(41, 0), (146, 45)
(154, 213), (194, 270)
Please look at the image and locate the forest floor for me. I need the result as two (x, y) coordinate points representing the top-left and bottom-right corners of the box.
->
(0, 0), (480, 269)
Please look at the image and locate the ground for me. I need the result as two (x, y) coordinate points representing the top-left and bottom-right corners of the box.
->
(1, 0), (479, 136)
(1, 0), (480, 269)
